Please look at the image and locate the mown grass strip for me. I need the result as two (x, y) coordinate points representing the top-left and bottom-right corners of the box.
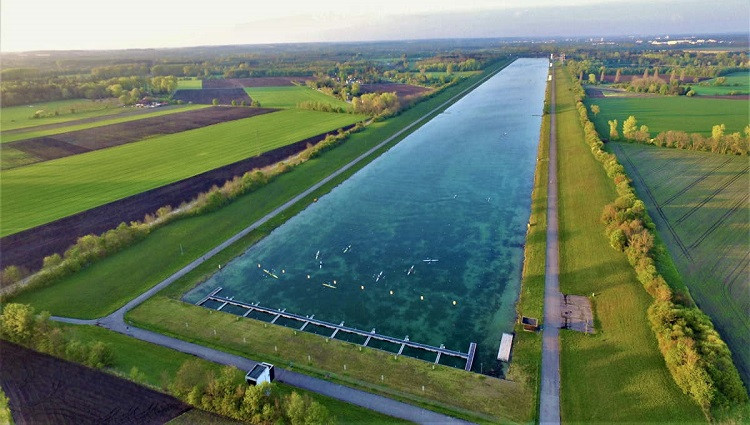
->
(1, 109), (362, 237)
(554, 67), (705, 422)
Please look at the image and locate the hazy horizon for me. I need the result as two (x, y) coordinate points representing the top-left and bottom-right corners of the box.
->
(2, 0), (748, 53)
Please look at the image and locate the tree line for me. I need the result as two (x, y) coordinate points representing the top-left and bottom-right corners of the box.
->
(0, 303), (115, 369)
(601, 110), (749, 155)
(567, 69), (748, 417)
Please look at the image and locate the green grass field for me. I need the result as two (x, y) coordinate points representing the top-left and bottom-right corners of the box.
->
(555, 68), (704, 422)
(0, 109), (362, 237)
(0, 98), (128, 132)
(613, 142), (750, 386)
(244, 85), (350, 109)
(691, 71), (749, 96)
(60, 324), (404, 423)
(1, 104), (206, 144)
(586, 95), (748, 137)
(11, 60), (533, 423)
(176, 78), (202, 90)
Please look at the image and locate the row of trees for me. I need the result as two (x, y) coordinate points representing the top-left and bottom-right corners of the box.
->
(569, 71), (748, 415)
(172, 360), (331, 424)
(0, 303), (115, 369)
(605, 113), (749, 155)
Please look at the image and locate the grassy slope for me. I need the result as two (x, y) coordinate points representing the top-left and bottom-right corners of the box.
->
(613, 142), (750, 385)
(61, 324), (405, 424)
(0, 109), (362, 236)
(555, 68), (704, 422)
(692, 71), (749, 96)
(586, 95), (748, 137)
(505, 80), (549, 423)
(244, 86), (349, 109)
(13, 60), (533, 423)
(1, 104), (206, 144)
(0, 98), (126, 131)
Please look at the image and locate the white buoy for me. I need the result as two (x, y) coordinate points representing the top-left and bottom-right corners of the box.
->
(389, 290), (394, 295)
(420, 295), (424, 301)
(360, 285), (364, 290)
(452, 300), (457, 305)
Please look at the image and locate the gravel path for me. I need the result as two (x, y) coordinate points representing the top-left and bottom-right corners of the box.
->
(539, 67), (562, 424)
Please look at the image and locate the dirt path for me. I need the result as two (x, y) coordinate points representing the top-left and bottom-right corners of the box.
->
(48, 63), (511, 424)
(539, 67), (562, 424)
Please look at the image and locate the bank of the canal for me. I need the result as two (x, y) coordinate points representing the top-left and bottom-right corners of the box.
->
(186, 58), (550, 373)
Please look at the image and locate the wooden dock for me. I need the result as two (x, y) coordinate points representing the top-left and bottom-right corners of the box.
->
(199, 288), (477, 371)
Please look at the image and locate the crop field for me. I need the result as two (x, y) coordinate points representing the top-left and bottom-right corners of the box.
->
(586, 95), (748, 136)
(0, 104), (206, 144)
(203, 77), (315, 88)
(176, 78), (202, 90)
(691, 71), (750, 96)
(172, 88), (251, 105)
(243, 85), (349, 109)
(555, 68), (703, 422)
(0, 109), (363, 236)
(0, 98), (126, 131)
(359, 83), (431, 99)
(0, 340), (189, 424)
(2, 106), (276, 169)
(613, 141), (750, 385)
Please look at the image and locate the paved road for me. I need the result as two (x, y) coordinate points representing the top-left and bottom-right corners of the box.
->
(539, 67), (562, 424)
(51, 63), (513, 424)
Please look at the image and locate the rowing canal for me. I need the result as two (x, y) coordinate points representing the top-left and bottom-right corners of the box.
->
(185, 58), (550, 374)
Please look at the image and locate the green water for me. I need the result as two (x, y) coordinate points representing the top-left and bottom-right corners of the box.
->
(186, 58), (549, 373)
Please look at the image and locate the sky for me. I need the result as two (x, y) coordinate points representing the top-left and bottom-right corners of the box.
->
(1, 0), (748, 52)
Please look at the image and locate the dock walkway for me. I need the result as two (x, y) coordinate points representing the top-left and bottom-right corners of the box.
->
(201, 288), (477, 371)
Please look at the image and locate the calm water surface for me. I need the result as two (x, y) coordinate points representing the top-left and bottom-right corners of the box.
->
(186, 58), (549, 372)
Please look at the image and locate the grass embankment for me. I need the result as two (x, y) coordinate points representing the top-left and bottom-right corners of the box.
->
(614, 142), (750, 387)
(60, 324), (405, 424)
(586, 95), (748, 137)
(13, 59), (534, 423)
(505, 78), (550, 423)
(554, 67), (705, 422)
(0, 104), (206, 144)
(244, 86), (349, 109)
(0, 98), (125, 132)
(0, 109), (362, 237)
